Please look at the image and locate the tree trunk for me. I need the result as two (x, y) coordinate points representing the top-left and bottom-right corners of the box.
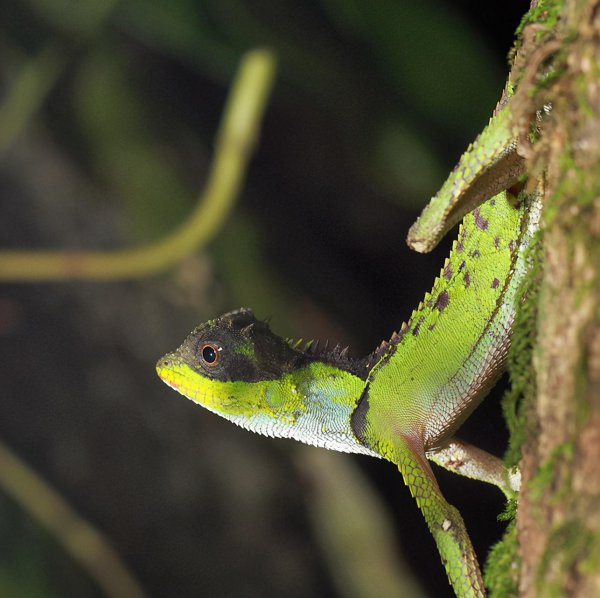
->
(513, 1), (600, 595)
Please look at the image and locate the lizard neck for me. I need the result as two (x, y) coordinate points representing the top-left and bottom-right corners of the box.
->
(158, 358), (379, 457)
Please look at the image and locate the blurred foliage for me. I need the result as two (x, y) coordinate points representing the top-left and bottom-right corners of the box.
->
(0, 1), (529, 597)
(0, 494), (99, 598)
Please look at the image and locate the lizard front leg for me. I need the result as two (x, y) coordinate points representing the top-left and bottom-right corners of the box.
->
(393, 434), (486, 598)
(428, 438), (521, 499)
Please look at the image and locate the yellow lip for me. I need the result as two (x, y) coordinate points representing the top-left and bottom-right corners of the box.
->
(156, 359), (182, 391)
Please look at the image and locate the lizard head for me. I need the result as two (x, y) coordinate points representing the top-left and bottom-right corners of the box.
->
(156, 308), (377, 455)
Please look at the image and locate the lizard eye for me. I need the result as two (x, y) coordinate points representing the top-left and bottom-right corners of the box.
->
(199, 342), (221, 367)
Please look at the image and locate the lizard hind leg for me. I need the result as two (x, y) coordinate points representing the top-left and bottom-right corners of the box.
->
(393, 434), (486, 598)
(427, 438), (521, 499)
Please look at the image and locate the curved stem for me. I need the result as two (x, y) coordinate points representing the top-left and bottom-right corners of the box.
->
(0, 48), (277, 281)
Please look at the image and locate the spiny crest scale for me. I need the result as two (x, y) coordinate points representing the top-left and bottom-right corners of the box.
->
(285, 334), (356, 370)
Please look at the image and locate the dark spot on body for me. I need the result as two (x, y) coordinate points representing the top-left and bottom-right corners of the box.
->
(491, 278), (500, 289)
(494, 236), (501, 249)
(473, 208), (489, 231)
(428, 324), (436, 331)
(508, 240), (515, 252)
(412, 315), (425, 337)
(469, 249), (481, 259)
(458, 260), (466, 272)
(435, 290), (450, 311)
(456, 241), (464, 253)
(490, 198), (496, 206)
(444, 264), (453, 280)
(464, 271), (471, 288)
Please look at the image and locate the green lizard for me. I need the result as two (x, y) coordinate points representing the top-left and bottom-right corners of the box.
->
(157, 99), (541, 597)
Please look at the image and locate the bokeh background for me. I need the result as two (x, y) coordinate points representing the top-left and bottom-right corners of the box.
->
(1, 1), (530, 597)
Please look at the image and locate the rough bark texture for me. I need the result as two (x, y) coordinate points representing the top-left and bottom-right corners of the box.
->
(514, 0), (600, 595)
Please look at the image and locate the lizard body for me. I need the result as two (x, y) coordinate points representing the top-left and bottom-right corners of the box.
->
(157, 101), (541, 597)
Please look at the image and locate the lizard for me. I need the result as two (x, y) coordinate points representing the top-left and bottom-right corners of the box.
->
(156, 97), (542, 597)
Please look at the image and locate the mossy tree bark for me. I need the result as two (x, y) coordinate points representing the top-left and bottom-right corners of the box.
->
(510, 1), (600, 596)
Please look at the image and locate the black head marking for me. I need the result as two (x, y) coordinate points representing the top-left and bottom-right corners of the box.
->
(174, 308), (305, 382)
(172, 308), (369, 382)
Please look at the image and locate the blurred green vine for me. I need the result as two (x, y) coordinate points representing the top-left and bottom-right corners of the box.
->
(0, 48), (276, 280)
(0, 439), (148, 598)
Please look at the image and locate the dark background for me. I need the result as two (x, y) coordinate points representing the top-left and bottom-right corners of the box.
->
(0, 1), (529, 596)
